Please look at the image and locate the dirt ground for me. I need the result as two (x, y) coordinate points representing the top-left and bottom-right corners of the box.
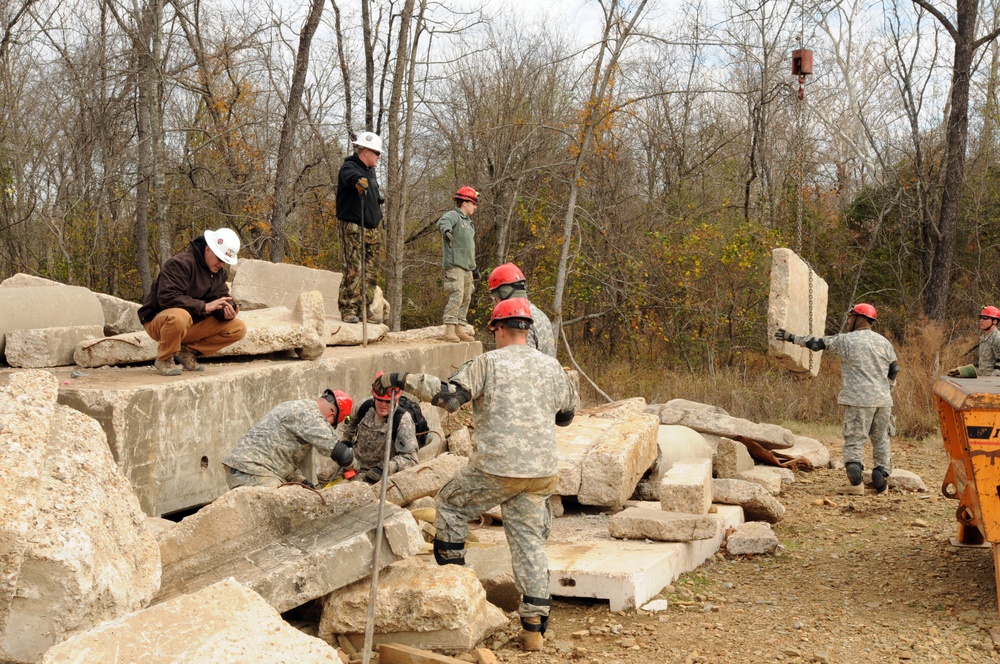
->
(477, 425), (1000, 664)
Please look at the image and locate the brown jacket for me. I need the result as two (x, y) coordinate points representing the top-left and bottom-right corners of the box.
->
(138, 237), (233, 325)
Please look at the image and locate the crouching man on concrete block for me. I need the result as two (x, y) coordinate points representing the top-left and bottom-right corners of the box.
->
(374, 298), (577, 652)
(137, 228), (248, 376)
(223, 390), (355, 489)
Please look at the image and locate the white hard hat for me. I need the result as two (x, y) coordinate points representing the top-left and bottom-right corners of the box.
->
(203, 228), (240, 265)
(352, 131), (383, 153)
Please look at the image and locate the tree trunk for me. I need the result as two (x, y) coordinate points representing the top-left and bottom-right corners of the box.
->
(361, 0), (375, 131)
(268, 0), (325, 263)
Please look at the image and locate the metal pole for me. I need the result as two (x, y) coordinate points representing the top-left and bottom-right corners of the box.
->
(361, 392), (398, 664)
(359, 191), (369, 347)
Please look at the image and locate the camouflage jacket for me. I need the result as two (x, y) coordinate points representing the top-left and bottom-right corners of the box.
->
(223, 400), (340, 481)
(528, 302), (557, 359)
(979, 327), (1000, 376)
(801, 329), (897, 408)
(339, 401), (418, 474)
(406, 344), (577, 478)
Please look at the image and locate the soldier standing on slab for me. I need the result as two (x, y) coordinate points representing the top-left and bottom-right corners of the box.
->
(437, 186), (480, 343)
(775, 303), (899, 494)
(374, 298), (577, 652)
(336, 132), (384, 324)
(223, 389), (355, 489)
(977, 306), (1000, 377)
(487, 262), (557, 358)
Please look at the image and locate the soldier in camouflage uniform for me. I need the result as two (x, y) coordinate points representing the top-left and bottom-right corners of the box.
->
(374, 298), (577, 652)
(223, 390), (355, 489)
(776, 303), (899, 494)
(487, 263), (557, 358)
(336, 377), (418, 483)
(977, 306), (1000, 377)
(336, 132), (384, 324)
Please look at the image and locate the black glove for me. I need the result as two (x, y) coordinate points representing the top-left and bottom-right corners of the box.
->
(331, 441), (354, 467)
(443, 230), (453, 246)
(300, 478), (315, 489)
(472, 268), (482, 281)
(364, 465), (384, 484)
(355, 177), (369, 195)
(373, 372), (407, 398)
(431, 382), (471, 413)
(774, 329), (795, 343)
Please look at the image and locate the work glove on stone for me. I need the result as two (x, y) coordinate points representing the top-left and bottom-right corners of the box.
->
(355, 177), (369, 195)
(947, 365), (978, 378)
(444, 230), (453, 246)
(472, 267), (481, 281)
(373, 372), (407, 397)
(774, 328), (795, 343)
(363, 465), (384, 484)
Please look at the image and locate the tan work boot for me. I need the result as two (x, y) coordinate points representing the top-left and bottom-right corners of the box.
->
(836, 483), (864, 496)
(442, 324), (460, 343)
(174, 347), (204, 372)
(154, 357), (182, 376)
(455, 325), (476, 342)
(519, 617), (544, 652)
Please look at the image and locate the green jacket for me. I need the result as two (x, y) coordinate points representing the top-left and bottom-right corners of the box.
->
(437, 208), (476, 271)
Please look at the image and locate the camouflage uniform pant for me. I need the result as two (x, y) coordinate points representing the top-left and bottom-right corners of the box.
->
(224, 465), (284, 489)
(842, 405), (892, 473)
(338, 222), (380, 318)
(442, 267), (474, 325)
(435, 465), (557, 619)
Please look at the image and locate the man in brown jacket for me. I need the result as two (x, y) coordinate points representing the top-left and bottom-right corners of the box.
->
(137, 228), (247, 376)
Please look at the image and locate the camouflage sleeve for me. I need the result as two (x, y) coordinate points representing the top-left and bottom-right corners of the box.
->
(287, 407), (341, 458)
(449, 355), (488, 398)
(388, 411), (418, 474)
(819, 334), (845, 357)
(561, 369), (580, 414)
(338, 401), (362, 444)
(403, 373), (447, 403)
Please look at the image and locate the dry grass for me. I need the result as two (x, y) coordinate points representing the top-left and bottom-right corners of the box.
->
(577, 317), (969, 440)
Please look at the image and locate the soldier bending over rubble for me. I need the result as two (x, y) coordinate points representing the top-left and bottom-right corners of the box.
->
(374, 297), (577, 652)
(222, 389), (355, 489)
(775, 303), (899, 495)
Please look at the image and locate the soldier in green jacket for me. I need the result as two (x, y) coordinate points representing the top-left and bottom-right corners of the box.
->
(437, 186), (480, 343)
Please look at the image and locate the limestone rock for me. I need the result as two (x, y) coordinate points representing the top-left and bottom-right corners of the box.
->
(862, 468), (927, 492)
(0, 285), (104, 357)
(384, 454), (468, 507)
(416, 402), (447, 462)
(318, 558), (506, 654)
(577, 413), (659, 508)
(663, 399), (730, 417)
(712, 478), (785, 523)
(0, 371), (160, 664)
(0, 273), (62, 288)
(447, 426), (474, 457)
(767, 247), (829, 377)
(41, 578), (344, 663)
(550, 493), (564, 518)
(659, 458), (713, 514)
(556, 415), (616, 496)
(368, 285), (391, 324)
(95, 293), (143, 335)
(231, 258), (343, 318)
(631, 425), (712, 501)
(156, 482), (421, 612)
(324, 319), (389, 346)
(584, 397), (647, 420)
(737, 466), (784, 495)
(726, 521), (779, 556)
(609, 508), (718, 542)
(707, 435), (755, 478)
(385, 324), (476, 343)
(465, 545), (519, 612)
(5, 325), (103, 368)
(649, 403), (795, 450)
(781, 436), (831, 468)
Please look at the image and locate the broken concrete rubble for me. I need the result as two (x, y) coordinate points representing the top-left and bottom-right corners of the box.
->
(712, 478), (785, 523)
(664, 398), (729, 417)
(781, 436), (831, 468)
(0, 370), (160, 664)
(659, 458), (713, 514)
(706, 434), (755, 478)
(324, 319), (389, 346)
(584, 397), (648, 420)
(318, 558), (506, 654)
(737, 466), (783, 495)
(5, 325), (103, 368)
(384, 454), (469, 507)
(156, 482), (422, 612)
(447, 426), (474, 457)
(609, 508), (718, 542)
(386, 324), (476, 343)
(95, 292), (143, 335)
(632, 425), (712, 501)
(577, 412), (658, 508)
(767, 247), (829, 377)
(726, 521), (780, 556)
(0, 285), (104, 358)
(465, 545), (519, 612)
(863, 468), (926, 492)
(232, 258), (342, 317)
(648, 401), (795, 450)
(41, 578), (344, 663)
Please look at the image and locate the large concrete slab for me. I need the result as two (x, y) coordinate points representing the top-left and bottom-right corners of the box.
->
(45, 340), (480, 516)
(609, 508), (718, 542)
(0, 285), (104, 358)
(555, 416), (616, 496)
(649, 401), (795, 450)
(547, 505), (743, 611)
(156, 482), (421, 612)
(232, 258), (343, 317)
(632, 425), (713, 501)
(5, 325), (103, 368)
(659, 458), (713, 514)
(767, 248), (828, 376)
(577, 413), (658, 507)
(41, 579), (344, 664)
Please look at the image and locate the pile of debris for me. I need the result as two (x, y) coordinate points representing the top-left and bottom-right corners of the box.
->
(1, 367), (926, 663)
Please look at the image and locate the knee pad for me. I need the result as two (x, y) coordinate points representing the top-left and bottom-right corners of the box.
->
(871, 466), (889, 493)
(432, 539), (465, 566)
(845, 461), (863, 486)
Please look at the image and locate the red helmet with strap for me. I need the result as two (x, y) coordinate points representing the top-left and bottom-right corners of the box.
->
(488, 263), (526, 292)
(850, 303), (877, 321)
(455, 186), (478, 203)
(982, 306), (1000, 320)
(322, 389), (353, 424)
(489, 297), (533, 330)
(372, 371), (401, 402)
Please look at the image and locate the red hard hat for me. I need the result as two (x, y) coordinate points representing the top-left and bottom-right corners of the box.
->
(488, 263), (526, 292)
(322, 389), (353, 424)
(490, 297), (533, 329)
(850, 303), (877, 320)
(372, 371), (401, 402)
(455, 186), (478, 203)
(982, 306), (1000, 319)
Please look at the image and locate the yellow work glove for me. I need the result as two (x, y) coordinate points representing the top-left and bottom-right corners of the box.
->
(355, 177), (369, 195)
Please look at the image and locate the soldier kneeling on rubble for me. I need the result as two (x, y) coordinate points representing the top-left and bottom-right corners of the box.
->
(222, 389), (355, 489)
(374, 298), (578, 652)
(334, 372), (419, 483)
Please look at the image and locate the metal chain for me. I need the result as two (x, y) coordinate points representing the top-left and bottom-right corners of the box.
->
(808, 266), (814, 373)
